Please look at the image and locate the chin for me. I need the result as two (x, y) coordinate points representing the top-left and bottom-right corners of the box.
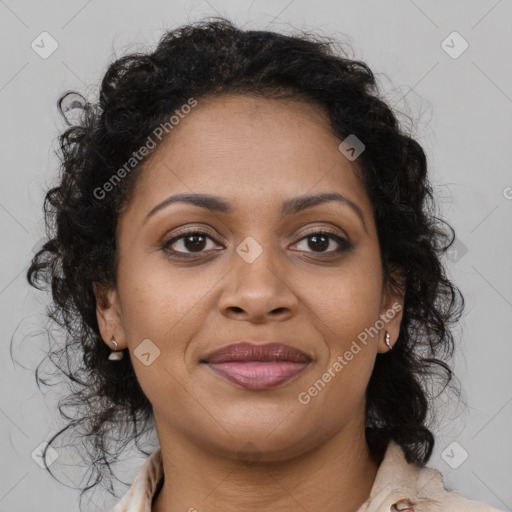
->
(202, 419), (318, 463)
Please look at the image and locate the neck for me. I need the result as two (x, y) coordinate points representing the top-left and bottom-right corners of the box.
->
(152, 412), (379, 512)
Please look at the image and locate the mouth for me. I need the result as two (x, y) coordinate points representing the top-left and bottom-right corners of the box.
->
(200, 342), (312, 390)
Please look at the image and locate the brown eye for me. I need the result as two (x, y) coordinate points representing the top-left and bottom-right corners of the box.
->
(161, 230), (221, 257)
(293, 230), (352, 255)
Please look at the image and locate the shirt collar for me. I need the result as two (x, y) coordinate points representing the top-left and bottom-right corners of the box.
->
(113, 440), (446, 512)
(359, 440), (446, 512)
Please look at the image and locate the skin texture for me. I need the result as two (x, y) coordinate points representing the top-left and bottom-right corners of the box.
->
(94, 94), (405, 512)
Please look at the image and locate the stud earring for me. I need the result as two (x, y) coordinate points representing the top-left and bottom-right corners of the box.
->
(108, 336), (124, 361)
(385, 331), (393, 351)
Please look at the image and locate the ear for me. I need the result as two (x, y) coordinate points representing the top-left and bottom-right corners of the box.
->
(93, 282), (126, 350)
(377, 266), (406, 354)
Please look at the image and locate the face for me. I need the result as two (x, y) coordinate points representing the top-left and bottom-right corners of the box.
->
(94, 94), (404, 462)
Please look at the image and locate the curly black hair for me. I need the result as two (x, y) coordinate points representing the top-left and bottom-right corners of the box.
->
(25, 16), (464, 506)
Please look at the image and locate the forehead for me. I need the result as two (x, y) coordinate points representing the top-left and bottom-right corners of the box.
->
(124, 94), (372, 221)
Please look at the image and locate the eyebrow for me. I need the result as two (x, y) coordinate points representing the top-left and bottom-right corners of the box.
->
(143, 192), (367, 232)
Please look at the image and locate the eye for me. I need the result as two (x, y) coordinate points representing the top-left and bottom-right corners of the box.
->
(292, 230), (352, 255)
(160, 228), (352, 260)
(161, 229), (222, 258)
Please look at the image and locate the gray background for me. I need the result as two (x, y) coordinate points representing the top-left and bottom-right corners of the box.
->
(1, 0), (511, 511)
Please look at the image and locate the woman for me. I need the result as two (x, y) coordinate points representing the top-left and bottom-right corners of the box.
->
(27, 17), (503, 512)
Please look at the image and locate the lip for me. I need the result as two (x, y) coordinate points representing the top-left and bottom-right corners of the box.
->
(201, 342), (312, 390)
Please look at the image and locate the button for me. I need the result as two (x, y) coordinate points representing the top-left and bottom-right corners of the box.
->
(390, 498), (415, 511)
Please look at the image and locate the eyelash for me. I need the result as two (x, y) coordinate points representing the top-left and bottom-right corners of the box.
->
(160, 228), (352, 259)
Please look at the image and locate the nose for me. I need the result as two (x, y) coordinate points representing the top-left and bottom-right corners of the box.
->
(217, 247), (298, 323)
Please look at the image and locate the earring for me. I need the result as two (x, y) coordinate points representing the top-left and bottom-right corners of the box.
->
(108, 336), (124, 361)
(385, 331), (393, 351)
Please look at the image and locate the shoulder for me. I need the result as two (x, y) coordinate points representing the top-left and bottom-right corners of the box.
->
(413, 465), (504, 512)
(364, 441), (504, 512)
(111, 448), (164, 512)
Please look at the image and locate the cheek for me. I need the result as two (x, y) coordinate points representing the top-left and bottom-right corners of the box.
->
(301, 256), (382, 398)
(117, 263), (203, 408)
(307, 260), (383, 346)
(119, 257), (205, 341)
(330, 287), (383, 354)
(302, 293), (379, 424)
(118, 259), (222, 396)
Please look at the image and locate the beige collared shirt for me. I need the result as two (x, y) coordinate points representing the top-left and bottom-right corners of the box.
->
(110, 440), (503, 512)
